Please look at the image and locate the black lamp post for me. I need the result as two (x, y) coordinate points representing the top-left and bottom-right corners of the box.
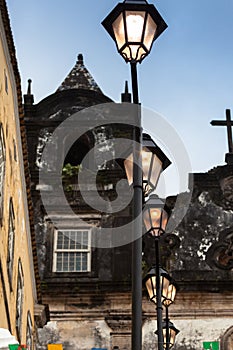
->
(155, 305), (180, 350)
(144, 263), (179, 350)
(155, 321), (179, 350)
(143, 196), (170, 350)
(164, 306), (180, 350)
(143, 196), (180, 350)
(102, 2), (168, 349)
(144, 266), (179, 349)
(144, 268), (179, 350)
(163, 320), (180, 350)
(123, 133), (171, 349)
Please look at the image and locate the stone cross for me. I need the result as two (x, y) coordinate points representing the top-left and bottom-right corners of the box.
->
(210, 109), (233, 154)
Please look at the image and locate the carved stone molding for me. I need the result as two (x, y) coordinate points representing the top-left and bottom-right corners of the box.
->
(221, 326), (233, 350)
(208, 165), (233, 210)
(206, 227), (233, 270)
(105, 315), (131, 349)
(105, 315), (131, 333)
(220, 175), (233, 206)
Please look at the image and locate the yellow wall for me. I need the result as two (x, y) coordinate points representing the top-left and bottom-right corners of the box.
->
(0, 5), (37, 347)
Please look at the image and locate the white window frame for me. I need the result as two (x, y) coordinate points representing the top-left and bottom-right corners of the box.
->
(53, 229), (91, 272)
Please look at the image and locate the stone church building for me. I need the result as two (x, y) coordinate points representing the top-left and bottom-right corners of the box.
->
(22, 54), (233, 350)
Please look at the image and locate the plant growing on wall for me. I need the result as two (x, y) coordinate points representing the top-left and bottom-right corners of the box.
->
(62, 163), (82, 191)
(62, 163), (81, 179)
(62, 163), (115, 192)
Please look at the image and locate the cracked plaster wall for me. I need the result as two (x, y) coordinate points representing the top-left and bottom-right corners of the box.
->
(37, 321), (111, 350)
(36, 318), (233, 350)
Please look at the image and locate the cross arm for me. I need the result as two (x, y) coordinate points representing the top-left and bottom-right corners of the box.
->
(210, 120), (233, 126)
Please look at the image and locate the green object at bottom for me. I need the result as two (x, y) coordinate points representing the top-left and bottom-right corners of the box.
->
(8, 345), (19, 350)
(203, 341), (219, 350)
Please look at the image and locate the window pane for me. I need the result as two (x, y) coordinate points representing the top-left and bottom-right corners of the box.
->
(82, 231), (88, 248)
(57, 231), (63, 249)
(63, 252), (69, 271)
(63, 234), (69, 249)
(82, 253), (87, 271)
(75, 231), (81, 249)
(76, 253), (81, 271)
(56, 253), (62, 272)
(70, 231), (76, 249)
(69, 253), (75, 271)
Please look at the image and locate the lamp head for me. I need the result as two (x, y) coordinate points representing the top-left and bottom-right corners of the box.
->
(102, 0), (167, 63)
(143, 195), (170, 237)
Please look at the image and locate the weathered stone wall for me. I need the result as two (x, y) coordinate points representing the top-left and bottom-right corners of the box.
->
(143, 318), (233, 350)
(37, 321), (111, 350)
(35, 289), (233, 350)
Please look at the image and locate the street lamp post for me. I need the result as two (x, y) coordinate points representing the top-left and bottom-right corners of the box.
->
(143, 196), (170, 350)
(144, 265), (179, 349)
(143, 196), (179, 349)
(162, 306), (180, 350)
(123, 132), (171, 349)
(102, 2), (168, 349)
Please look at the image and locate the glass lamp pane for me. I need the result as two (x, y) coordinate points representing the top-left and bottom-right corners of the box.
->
(124, 153), (133, 186)
(169, 329), (176, 348)
(149, 154), (162, 189)
(122, 45), (146, 61)
(161, 210), (169, 232)
(168, 284), (176, 304)
(142, 148), (153, 183)
(143, 14), (157, 51)
(162, 328), (166, 349)
(136, 46), (147, 62)
(113, 13), (126, 50)
(145, 276), (156, 301)
(143, 208), (152, 233)
(161, 275), (170, 303)
(149, 207), (162, 236)
(163, 283), (176, 306)
(145, 273), (170, 304)
(122, 46), (131, 61)
(125, 11), (145, 42)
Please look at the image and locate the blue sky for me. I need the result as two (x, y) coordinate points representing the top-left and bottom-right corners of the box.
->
(6, 0), (233, 194)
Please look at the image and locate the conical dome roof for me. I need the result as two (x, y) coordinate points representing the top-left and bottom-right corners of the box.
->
(57, 54), (102, 93)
